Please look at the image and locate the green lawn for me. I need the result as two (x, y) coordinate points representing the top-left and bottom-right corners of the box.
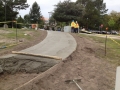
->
(0, 28), (40, 49)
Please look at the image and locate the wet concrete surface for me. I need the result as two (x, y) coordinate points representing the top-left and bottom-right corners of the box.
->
(20, 31), (77, 59)
(0, 55), (60, 74)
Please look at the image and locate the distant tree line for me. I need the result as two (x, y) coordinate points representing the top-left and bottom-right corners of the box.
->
(0, 0), (44, 28)
(0, 0), (120, 30)
(23, 1), (44, 28)
(51, 0), (120, 31)
(0, 0), (29, 21)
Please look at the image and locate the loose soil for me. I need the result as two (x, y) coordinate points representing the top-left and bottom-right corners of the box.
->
(0, 31), (117, 90)
(0, 30), (50, 90)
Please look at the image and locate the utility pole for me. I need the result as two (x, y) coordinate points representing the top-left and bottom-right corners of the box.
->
(48, 12), (53, 30)
(4, 0), (7, 29)
(5, 0), (6, 22)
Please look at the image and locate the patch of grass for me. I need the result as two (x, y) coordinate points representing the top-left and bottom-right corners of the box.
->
(79, 33), (120, 66)
(0, 28), (40, 49)
(105, 38), (120, 65)
(1, 28), (34, 38)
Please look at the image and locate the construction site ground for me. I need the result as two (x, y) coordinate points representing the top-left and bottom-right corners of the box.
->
(0, 30), (117, 90)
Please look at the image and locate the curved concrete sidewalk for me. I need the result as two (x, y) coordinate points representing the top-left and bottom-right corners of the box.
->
(18, 31), (77, 59)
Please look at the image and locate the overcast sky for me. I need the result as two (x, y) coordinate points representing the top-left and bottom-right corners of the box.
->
(19, 0), (120, 18)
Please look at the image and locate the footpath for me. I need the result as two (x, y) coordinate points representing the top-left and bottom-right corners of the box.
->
(1, 31), (77, 59)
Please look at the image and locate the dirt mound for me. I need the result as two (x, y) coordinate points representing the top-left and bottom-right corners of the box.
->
(0, 55), (59, 90)
(15, 33), (116, 90)
(0, 32), (117, 90)
(0, 30), (49, 90)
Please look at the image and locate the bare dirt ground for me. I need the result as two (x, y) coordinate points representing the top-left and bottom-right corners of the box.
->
(0, 30), (49, 90)
(0, 31), (117, 90)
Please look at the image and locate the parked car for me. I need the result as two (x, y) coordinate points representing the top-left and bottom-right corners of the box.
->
(90, 30), (101, 34)
(90, 30), (110, 34)
(110, 31), (119, 35)
(22, 27), (27, 29)
(101, 31), (110, 34)
(80, 28), (92, 34)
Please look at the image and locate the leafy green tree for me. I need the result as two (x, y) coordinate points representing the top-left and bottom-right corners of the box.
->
(108, 18), (115, 30)
(102, 14), (109, 30)
(76, 0), (108, 29)
(116, 18), (120, 30)
(1, 0), (29, 10)
(109, 11), (119, 20)
(0, 1), (4, 22)
(17, 15), (24, 23)
(23, 14), (30, 27)
(16, 15), (24, 28)
(24, 14), (30, 24)
(1, 0), (29, 22)
(53, 0), (83, 24)
(52, 0), (108, 29)
(29, 1), (42, 24)
(108, 11), (120, 30)
(49, 14), (56, 26)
